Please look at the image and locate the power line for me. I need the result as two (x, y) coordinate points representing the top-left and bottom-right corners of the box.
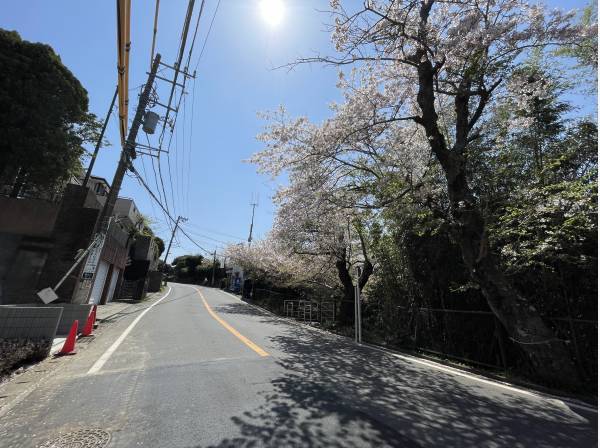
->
(130, 164), (212, 256)
(141, 0), (214, 233)
(183, 221), (246, 241)
(157, 0), (196, 149)
(151, 0), (203, 224)
(185, 76), (196, 216)
(160, 86), (188, 217)
(194, 0), (221, 72)
(144, 131), (173, 233)
(185, 0), (206, 71)
(179, 224), (240, 245)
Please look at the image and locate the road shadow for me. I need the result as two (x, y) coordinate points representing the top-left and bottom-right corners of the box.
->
(213, 302), (273, 318)
(207, 321), (596, 447)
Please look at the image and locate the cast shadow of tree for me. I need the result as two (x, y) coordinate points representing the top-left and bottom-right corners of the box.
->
(206, 313), (596, 448)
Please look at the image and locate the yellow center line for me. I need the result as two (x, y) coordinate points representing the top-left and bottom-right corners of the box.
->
(194, 287), (269, 357)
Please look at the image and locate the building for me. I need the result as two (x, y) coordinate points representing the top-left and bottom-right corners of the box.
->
(0, 178), (151, 305)
(78, 176), (110, 207)
(70, 197), (147, 305)
(114, 197), (144, 231)
(0, 184), (110, 304)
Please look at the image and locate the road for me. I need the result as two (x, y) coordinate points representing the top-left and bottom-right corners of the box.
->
(0, 283), (596, 447)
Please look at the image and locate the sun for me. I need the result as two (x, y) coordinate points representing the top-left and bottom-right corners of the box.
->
(260, 0), (284, 27)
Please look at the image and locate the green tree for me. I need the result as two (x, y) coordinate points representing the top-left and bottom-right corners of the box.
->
(554, 2), (598, 76)
(138, 215), (165, 257)
(171, 255), (204, 283)
(0, 29), (101, 196)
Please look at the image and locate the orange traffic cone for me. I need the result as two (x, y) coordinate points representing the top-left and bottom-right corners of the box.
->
(56, 320), (78, 356)
(91, 305), (98, 329)
(81, 306), (97, 337)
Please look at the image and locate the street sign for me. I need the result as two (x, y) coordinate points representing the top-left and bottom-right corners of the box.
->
(36, 287), (58, 304)
(80, 232), (107, 298)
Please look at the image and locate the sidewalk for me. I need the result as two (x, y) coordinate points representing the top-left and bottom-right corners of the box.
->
(96, 299), (140, 322)
(1, 290), (166, 417)
(49, 300), (139, 354)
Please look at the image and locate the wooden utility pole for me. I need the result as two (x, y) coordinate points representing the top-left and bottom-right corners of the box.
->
(211, 250), (217, 286)
(83, 86), (118, 187)
(95, 54), (161, 234)
(247, 195), (258, 247)
(71, 55), (161, 303)
(162, 215), (186, 270)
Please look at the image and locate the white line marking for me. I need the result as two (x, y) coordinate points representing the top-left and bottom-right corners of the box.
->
(221, 290), (243, 302)
(368, 347), (597, 413)
(87, 287), (172, 375)
(214, 288), (597, 414)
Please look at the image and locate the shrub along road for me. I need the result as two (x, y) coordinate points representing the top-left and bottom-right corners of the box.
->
(0, 283), (596, 447)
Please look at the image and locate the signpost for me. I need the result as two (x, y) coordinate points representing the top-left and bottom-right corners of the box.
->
(81, 231), (108, 302)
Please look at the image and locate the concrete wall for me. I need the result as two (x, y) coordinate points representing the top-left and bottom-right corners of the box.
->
(3, 303), (93, 335)
(37, 185), (100, 303)
(133, 235), (158, 268)
(0, 306), (63, 338)
(0, 306), (63, 374)
(0, 185), (99, 304)
(114, 198), (142, 230)
(0, 185), (138, 306)
(0, 239), (50, 304)
(0, 196), (59, 237)
(0, 196), (58, 304)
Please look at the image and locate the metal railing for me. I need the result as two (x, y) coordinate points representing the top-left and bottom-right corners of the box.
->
(282, 300), (336, 323)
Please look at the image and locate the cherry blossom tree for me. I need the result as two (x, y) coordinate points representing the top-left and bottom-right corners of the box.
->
(254, 0), (594, 387)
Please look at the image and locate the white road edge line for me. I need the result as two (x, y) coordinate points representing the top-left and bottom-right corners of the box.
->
(86, 286), (172, 375)
(384, 349), (597, 413)
(216, 287), (597, 414)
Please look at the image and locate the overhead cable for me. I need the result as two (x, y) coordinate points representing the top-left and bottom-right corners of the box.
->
(130, 165), (211, 256)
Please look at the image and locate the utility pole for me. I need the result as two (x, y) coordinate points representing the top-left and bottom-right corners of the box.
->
(247, 195), (258, 247)
(162, 215), (187, 270)
(95, 54), (161, 234)
(83, 86), (118, 187)
(211, 250), (217, 286)
(71, 54), (162, 304)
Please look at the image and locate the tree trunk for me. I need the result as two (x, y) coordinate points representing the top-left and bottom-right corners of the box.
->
(413, 50), (581, 388)
(446, 166), (580, 388)
(335, 255), (374, 326)
(336, 257), (356, 325)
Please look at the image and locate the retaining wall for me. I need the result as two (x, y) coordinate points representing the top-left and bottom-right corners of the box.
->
(0, 306), (63, 375)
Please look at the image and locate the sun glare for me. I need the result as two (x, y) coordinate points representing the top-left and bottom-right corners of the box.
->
(260, 0), (284, 27)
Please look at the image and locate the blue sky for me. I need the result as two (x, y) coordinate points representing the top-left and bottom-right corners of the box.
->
(2, 0), (592, 263)
(2, 0), (342, 262)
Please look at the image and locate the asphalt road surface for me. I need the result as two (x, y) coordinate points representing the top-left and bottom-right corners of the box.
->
(0, 283), (596, 447)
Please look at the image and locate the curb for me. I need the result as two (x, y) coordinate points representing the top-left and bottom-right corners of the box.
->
(97, 290), (166, 323)
(215, 288), (597, 414)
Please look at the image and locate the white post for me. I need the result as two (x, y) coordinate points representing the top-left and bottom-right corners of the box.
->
(356, 265), (362, 343)
(354, 279), (359, 342)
